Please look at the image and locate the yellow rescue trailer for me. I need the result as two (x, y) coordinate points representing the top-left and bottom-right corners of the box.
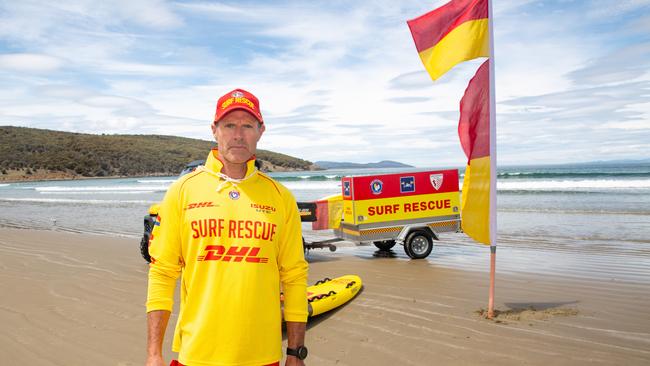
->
(308, 169), (461, 259)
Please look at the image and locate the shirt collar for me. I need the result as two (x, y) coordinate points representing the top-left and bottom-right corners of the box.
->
(204, 148), (257, 178)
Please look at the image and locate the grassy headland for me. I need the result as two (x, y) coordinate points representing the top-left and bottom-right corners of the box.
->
(0, 126), (317, 182)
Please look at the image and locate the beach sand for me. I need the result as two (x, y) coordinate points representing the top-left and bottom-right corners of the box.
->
(1, 228), (649, 365)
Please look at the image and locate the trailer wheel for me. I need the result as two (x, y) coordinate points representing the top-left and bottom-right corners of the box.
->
(373, 240), (396, 251)
(404, 230), (433, 259)
(403, 240), (413, 258)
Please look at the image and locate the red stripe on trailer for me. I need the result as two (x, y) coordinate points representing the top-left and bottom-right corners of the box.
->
(344, 169), (458, 201)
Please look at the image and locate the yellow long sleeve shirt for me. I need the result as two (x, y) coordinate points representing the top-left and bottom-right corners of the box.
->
(146, 149), (308, 366)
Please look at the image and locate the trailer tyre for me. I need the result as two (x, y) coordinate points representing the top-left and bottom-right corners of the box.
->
(403, 240), (413, 258)
(373, 240), (396, 251)
(404, 230), (433, 259)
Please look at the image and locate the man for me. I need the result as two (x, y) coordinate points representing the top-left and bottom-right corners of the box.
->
(146, 88), (308, 366)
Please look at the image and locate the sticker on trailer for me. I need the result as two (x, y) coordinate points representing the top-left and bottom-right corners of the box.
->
(370, 179), (383, 195)
(343, 181), (351, 197)
(429, 174), (443, 190)
(400, 176), (415, 193)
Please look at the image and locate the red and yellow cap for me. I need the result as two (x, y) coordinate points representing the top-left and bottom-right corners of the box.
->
(214, 88), (264, 124)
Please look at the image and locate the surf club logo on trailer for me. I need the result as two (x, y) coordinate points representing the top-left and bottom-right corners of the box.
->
(400, 176), (415, 193)
(429, 174), (443, 191)
(370, 179), (383, 195)
(229, 190), (240, 200)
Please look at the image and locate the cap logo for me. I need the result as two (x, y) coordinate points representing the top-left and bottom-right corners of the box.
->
(221, 98), (234, 109)
(220, 97), (255, 111)
(231, 91), (245, 98)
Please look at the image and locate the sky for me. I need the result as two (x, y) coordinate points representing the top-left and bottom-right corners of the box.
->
(0, 0), (649, 167)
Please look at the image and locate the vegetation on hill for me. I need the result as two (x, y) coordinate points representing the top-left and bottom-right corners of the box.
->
(0, 126), (316, 180)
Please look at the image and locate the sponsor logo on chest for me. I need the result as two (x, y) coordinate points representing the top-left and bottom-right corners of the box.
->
(251, 203), (276, 214)
(185, 201), (217, 210)
(197, 245), (269, 263)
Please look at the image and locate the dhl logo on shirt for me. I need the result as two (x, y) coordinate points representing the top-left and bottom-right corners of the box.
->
(197, 245), (269, 263)
(185, 201), (215, 210)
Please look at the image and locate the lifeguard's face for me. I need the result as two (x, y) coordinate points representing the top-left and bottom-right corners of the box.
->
(212, 110), (265, 165)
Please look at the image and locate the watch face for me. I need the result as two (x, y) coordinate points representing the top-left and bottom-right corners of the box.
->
(297, 346), (308, 360)
(288, 346), (308, 360)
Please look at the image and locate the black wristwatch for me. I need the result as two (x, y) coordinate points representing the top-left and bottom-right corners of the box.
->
(286, 345), (308, 360)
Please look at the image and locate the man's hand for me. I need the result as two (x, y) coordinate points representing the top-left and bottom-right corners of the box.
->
(285, 355), (305, 366)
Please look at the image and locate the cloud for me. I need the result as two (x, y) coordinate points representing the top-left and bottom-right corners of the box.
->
(0, 1), (649, 166)
(79, 95), (155, 116)
(0, 1), (181, 45)
(99, 61), (196, 76)
(626, 13), (650, 35)
(386, 96), (430, 104)
(567, 42), (650, 86)
(496, 80), (650, 163)
(113, 0), (183, 29)
(173, 2), (247, 16)
(388, 70), (432, 90)
(584, 0), (650, 19)
(0, 53), (65, 72)
(290, 104), (329, 115)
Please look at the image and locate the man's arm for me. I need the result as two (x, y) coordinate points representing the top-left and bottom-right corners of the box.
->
(276, 189), (308, 365)
(285, 321), (306, 366)
(277, 193), (309, 323)
(145, 181), (182, 365)
(146, 310), (171, 366)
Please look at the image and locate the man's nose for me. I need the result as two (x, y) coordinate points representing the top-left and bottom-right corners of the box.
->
(232, 126), (245, 139)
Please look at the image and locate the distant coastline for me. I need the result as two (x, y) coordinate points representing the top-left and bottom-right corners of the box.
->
(314, 160), (413, 169)
(0, 170), (174, 184)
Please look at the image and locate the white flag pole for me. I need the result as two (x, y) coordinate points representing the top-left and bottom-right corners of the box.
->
(487, 0), (498, 319)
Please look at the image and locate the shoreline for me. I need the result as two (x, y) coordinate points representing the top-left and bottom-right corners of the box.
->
(0, 172), (174, 184)
(0, 163), (323, 184)
(3, 222), (650, 283)
(1, 227), (649, 365)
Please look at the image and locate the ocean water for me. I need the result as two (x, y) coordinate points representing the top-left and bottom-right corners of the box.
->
(1, 163), (649, 282)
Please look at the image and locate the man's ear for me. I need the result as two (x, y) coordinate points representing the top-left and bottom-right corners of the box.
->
(211, 122), (218, 140)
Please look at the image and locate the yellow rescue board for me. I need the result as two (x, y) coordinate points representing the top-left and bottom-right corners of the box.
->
(307, 275), (362, 317)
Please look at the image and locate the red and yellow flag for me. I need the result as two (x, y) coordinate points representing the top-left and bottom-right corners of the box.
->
(459, 60), (490, 244)
(407, 0), (488, 81)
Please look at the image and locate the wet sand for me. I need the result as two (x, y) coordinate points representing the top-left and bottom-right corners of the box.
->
(1, 228), (649, 365)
